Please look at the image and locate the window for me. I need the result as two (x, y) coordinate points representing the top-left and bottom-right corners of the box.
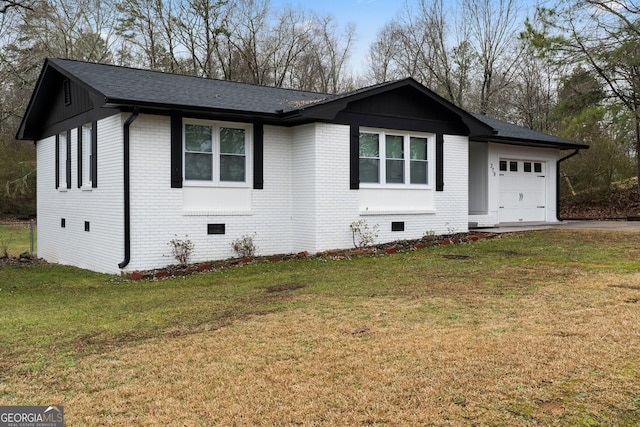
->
(499, 160), (507, 171)
(385, 135), (404, 183)
(184, 120), (250, 184)
(57, 131), (68, 189)
(524, 162), (532, 172)
(80, 123), (94, 187)
(220, 128), (246, 182)
(185, 124), (213, 180)
(410, 137), (428, 184)
(509, 161), (518, 172)
(359, 133), (380, 183)
(359, 129), (432, 186)
(534, 162), (542, 173)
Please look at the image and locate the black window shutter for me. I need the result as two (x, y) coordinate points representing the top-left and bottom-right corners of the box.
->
(170, 115), (183, 188)
(91, 121), (98, 187)
(350, 124), (359, 190)
(66, 130), (72, 189)
(436, 133), (444, 192)
(55, 134), (60, 189)
(253, 123), (264, 189)
(77, 127), (83, 188)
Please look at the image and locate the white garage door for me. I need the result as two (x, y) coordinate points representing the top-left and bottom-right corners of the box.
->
(498, 159), (547, 223)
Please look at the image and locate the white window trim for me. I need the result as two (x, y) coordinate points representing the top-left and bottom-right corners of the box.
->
(359, 127), (434, 189)
(81, 123), (93, 191)
(183, 118), (252, 188)
(58, 131), (67, 191)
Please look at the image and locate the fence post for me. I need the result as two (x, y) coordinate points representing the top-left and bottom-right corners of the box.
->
(30, 219), (35, 257)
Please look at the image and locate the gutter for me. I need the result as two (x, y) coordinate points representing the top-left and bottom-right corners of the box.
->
(556, 149), (581, 222)
(118, 108), (139, 269)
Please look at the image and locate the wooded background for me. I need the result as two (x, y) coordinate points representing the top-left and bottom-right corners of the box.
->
(1, 0), (638, 217)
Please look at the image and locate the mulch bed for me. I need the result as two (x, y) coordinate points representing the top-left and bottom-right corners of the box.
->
(125, 231), (501, 281)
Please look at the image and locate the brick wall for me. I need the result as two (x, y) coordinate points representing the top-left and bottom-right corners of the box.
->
(36, 114), (124, 273)
(127, 116), (299, 271)
(37, 114), (473, 273)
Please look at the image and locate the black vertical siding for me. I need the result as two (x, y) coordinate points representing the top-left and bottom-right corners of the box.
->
(350, 124), (360, 190)
(66, 129), (72, 189)
(253, 123), (264, 189)
(436, 133), (444, 191)
(91, 121), (98, 187)
(77, 127), (83, 188)
(55, 134), (60, 189)
(170, 115), (183, 188)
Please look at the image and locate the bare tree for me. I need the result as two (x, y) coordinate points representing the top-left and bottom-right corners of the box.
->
(116, 0), (181, 71)
(267, 6), (315, 88)
(366, 0), (479, 108)
(306, 14), (355, 93)
(366, 0), (524, 115)
(464, 0), (523, 114)
(367, 22), (404, 83)
(0, 0), (33, 13)
(174, 0), (229, 77)
(508, 43), (560, 131)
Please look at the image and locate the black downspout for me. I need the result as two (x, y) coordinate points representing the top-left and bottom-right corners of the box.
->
(556, 149), (580, 222)
(118, 109), (139, 269)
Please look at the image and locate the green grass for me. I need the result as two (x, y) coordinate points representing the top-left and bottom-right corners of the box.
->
(1, 229), (638, 375)
(2, 229), (640, 425)
(0, 222), (35, 257)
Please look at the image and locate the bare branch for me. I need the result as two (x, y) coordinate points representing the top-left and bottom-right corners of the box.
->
(0, 0), (33, 14)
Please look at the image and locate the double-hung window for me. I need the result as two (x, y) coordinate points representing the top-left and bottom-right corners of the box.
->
(184, 120), (250, 185)
(359, 129), (432, 186)
(57, 131), (69, 189)
(81, 123), (93, 187)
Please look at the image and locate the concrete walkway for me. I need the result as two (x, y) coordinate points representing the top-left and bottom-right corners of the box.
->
(474, 220), (640, 233)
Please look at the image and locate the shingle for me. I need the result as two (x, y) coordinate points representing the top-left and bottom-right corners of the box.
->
(38, 59), (586, 150)
(49, 58), (328, 114)
(471, 113), (585, 147)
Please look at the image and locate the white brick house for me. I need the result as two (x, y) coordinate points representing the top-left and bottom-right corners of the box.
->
(17, 59), (587, 274)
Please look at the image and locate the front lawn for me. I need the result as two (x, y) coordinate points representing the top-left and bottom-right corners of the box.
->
(1, 230), (640, 425)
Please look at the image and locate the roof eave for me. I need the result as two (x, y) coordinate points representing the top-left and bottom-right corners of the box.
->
(15, 59), (53, 140)
(105, 98), (286, 123)
(472, 135), (589, 150)
(16, 58), (110, 140)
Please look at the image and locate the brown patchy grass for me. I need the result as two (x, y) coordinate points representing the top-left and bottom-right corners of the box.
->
(2, 230), (640, 425)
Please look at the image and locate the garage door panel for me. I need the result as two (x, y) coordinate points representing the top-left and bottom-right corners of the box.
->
(499, 160), (546, 223)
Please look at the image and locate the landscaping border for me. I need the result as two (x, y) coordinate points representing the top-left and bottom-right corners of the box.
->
(123, 231), (501, 281)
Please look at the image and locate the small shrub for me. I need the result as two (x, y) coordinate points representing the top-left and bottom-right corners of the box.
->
(168, 236), (194, 267)
(350, 219), (379, 248)
(232, 233), (257, 258)
(423, 230), (436, 242)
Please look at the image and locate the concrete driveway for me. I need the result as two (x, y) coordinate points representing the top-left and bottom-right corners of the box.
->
(475, 220), (640, 233)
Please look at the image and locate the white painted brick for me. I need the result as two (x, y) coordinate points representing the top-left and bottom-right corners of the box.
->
(38, 114), (475, 273)
(36, 114), (124, 273)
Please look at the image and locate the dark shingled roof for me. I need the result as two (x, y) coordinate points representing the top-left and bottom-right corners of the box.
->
(471, 113), (588, 149)
(17, 58), (587, 150)
(48, 58), (329, 114)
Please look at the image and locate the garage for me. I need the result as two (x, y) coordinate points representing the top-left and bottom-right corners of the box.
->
(468, 114), (588, 228)
(498, 159), (547, 222)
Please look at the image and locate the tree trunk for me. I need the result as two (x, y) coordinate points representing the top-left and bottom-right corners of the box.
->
(636, 111), (640, 196)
